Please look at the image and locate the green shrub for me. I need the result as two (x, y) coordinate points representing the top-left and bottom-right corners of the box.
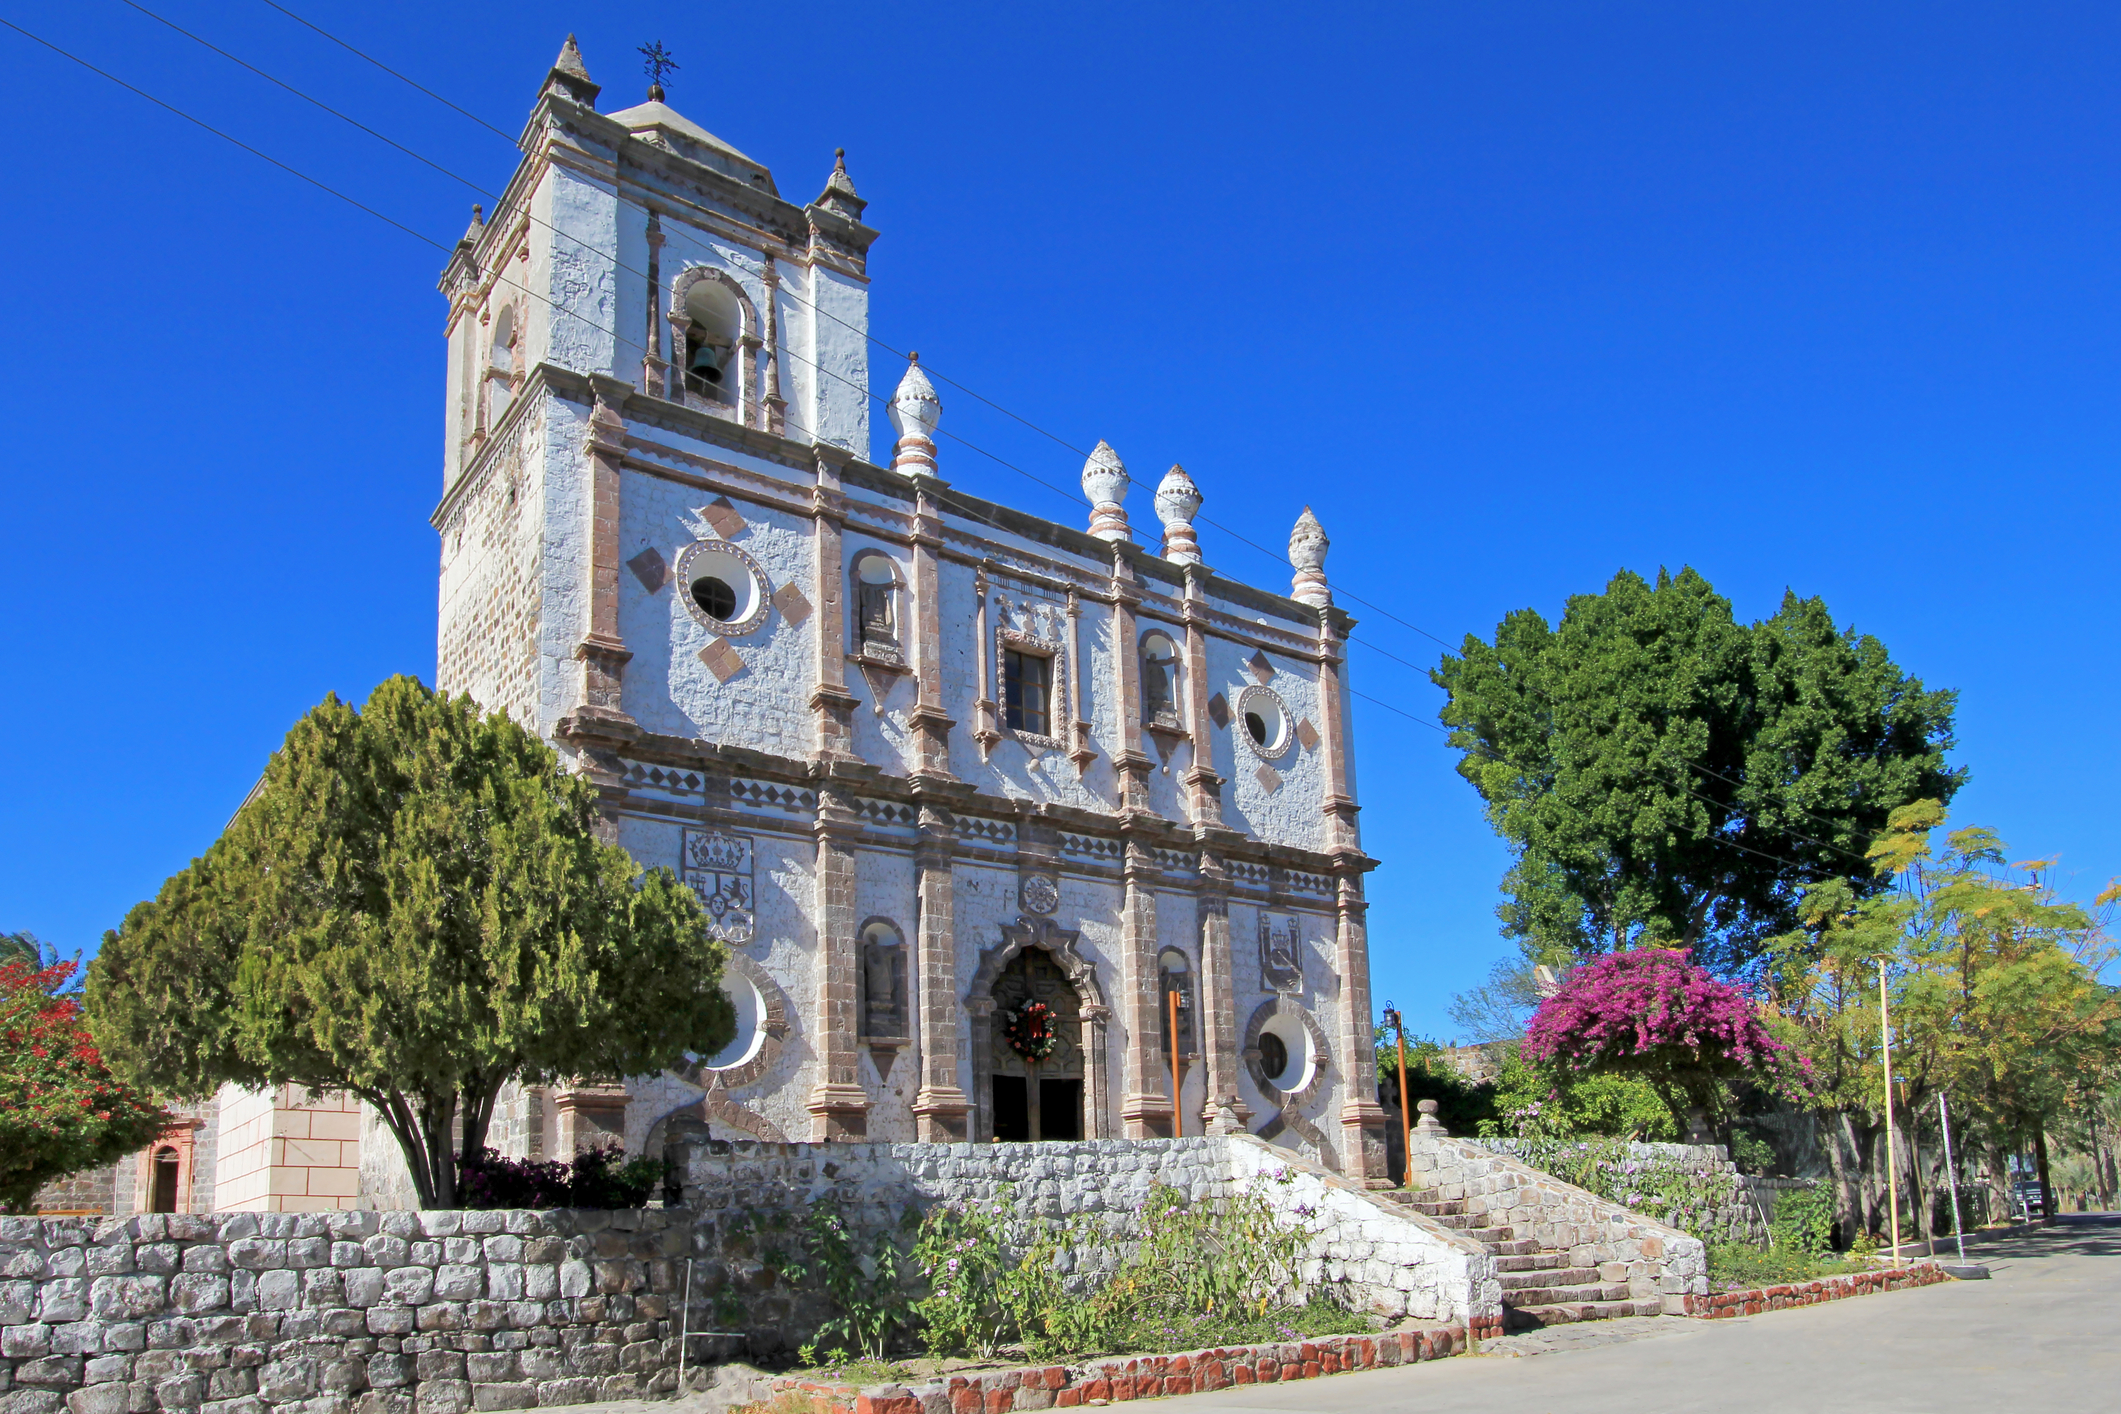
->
(1767, 1184), (1833, 1256)
(1706, 1240), (1860, 1289)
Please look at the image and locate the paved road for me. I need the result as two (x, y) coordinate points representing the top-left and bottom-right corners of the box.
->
(1167, 1215), (2121, 1414)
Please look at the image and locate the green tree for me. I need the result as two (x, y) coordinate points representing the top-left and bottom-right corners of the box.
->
(88, 675), (735, 1208)
(1433, 567), (1961, 974)
(2, 956), (169, 1212)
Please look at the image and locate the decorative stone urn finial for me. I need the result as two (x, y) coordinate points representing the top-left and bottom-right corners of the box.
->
(889, 354), (941, 482)
(1289, 506), (1331, 608)
(1082, 440), (1131, 543)
(1415, 1097), (1448, 1136)
(1154, 464), (1203, 566)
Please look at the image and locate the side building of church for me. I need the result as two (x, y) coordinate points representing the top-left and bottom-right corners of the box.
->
(36, 38), (1388, 1215)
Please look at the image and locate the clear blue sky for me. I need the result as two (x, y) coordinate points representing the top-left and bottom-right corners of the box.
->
(3, 2), (2115, 1037)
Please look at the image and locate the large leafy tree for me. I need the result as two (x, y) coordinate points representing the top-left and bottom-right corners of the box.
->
(2, 956), (169, 1212)
(88, 675), (735, 1208)
(1768, 802), (2120, 1238)
(1433, 567), (1961, 974)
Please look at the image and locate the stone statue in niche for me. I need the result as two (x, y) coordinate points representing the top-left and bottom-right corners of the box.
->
(1260, 913), (1303, 992)
(862, 934), (907, 1038)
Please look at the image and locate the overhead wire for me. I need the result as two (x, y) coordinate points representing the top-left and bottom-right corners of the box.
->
(12, 9), (1862, 890)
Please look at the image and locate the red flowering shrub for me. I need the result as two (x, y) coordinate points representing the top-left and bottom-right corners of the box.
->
(1522, 948), (1800, 1140)
(1, 959), (169, 1211)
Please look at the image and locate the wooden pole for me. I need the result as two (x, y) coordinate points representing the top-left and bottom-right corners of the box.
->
(1879, 958), (1901, 1264)
(1169, 986), (1183, 1139)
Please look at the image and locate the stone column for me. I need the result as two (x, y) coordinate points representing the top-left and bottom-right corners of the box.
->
(1118, 839), (1169, 1137)
(911, 803), (970, 1140)
(907, 485), (957, 781)
(1109, 555), (1155, 814)
(1178, 567), (1223, 824)
(808, 449), (860, 761)
(807, 785), (869, 1139)
(572, 390), (635, 732)
(762, 257), (787, 436)
(1333, 874), (1388, 1182)
(1194, 853), (1251, 1134)
(641, 211), (665, 396)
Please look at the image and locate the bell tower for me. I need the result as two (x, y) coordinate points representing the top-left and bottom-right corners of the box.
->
(433, 36), (881, 730)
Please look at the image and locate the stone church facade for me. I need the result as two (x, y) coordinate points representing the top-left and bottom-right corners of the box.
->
(35, 37), (1386, 1214)
(431, 38), (1386, 1181)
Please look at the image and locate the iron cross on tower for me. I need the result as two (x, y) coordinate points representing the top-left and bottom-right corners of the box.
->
(639, 41), (679, 101)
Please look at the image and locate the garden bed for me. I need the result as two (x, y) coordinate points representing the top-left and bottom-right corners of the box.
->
(768, 1326), (1473, 1414)
(1682, 1262), (1949, 1318)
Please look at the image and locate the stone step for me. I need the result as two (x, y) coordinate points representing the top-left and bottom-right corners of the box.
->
(1407, 1199), (1466, 1217)
(1497, 1266), (1601, 1291)
(1489, 1238), (1541, 1256)
(1463, 1226), (1516, 1243)
(1493, 1252), (1570, 1273)
(1502, 1298), (1665, 1328)
(1502, 1281), (1631, 1307)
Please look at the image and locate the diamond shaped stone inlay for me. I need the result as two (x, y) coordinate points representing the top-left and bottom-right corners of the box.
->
(1255, 764), (1282, 793)
(1248, 651), (1275, 684)
(772, 581), (812, 627)
(699, 497), (746, 540)
(698, 636), (745, 683)
(1297, 717), (1320, 751)
(1207, 692), (1231, 728)
(626, 547), (668, 592)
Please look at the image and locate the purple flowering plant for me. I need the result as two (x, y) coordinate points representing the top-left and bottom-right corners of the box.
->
(1522, 948), (1808, 1139)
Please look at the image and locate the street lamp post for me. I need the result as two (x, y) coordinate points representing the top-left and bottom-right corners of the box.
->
(1382, 1003), (1411, 1188)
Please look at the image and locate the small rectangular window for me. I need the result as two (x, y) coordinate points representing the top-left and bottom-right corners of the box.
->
(1004, 648), (1052, 735)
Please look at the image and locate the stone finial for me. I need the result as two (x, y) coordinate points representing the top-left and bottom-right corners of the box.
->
(889, 354), (941, 481)
(457, 204), (484, 248)
(1154, 464), (1203, 566)
(543, 34), (601, 107)
(1081, 440), (1131, 543)
(1415, 1097), (1448, 1136)
(1289, 506), (1330, 607)
(815, 148), (868, 221)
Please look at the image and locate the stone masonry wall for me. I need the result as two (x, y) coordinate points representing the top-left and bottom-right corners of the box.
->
(1473, 1139), (1778, 1245)
(1405, 1135), (1708, 1311)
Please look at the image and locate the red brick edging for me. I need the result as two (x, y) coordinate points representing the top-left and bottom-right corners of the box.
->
(771, 1325), (1490, 1414)
(1683, 1262), (1949, 1318)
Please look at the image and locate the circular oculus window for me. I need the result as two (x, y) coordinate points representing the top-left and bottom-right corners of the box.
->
(1256, 1010), (1319, 1095)
(1235, 684), (1293, 759)
(674, 539), (772, 636)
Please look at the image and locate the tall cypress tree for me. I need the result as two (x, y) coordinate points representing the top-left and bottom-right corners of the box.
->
(89, 676), (734, 1207)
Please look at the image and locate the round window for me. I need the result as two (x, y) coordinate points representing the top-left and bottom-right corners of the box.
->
(695, 973), (765, 1072)
(691, 576), (738, 620)
(1258, 1031), (1289, 1081)
(1235, 685), (1292, 759)
(673, 539), (772, 636)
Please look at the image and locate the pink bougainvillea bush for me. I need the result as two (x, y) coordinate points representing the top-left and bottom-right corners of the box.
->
(1522, 948), (1802, 1141)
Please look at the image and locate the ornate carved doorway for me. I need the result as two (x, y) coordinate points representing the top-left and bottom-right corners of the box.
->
(989, 948), (1084, 1141)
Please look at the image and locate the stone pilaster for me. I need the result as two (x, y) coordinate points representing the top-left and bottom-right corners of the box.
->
(907, 485), (957, 781)
(571, 390), (635, 732)
(1179, 567), (1224, 825)
(1108, 554), (1155, 813)
(1315, 612), (1362, 855)
(807, 785), (869, 1139)
(1118, 840), (1170, 1137)
(1194, 853), (1252, 1134)
(641, 212), (666, 396)
(1333, 874), (1388, 1183)
(911, 802), (970, 1139)
(808, 449), (860, 761)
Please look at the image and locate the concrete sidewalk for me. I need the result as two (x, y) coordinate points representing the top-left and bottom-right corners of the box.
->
(1156, 1214), (2121, 1414)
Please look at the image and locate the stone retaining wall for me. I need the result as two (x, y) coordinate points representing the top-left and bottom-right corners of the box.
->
(1406, 1135), (1708, 1311)
(0, 1137), (1510, 1414)
(679, 1135), (1496, 1329)
(1471, 1139), (1804, 1245)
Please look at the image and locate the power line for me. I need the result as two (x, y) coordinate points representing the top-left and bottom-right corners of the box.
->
(254, 0), (519, 143)
(17, 11), (1864, 893)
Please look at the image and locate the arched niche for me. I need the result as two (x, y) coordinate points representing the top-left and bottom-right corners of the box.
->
(967, 916), (1111, 1141)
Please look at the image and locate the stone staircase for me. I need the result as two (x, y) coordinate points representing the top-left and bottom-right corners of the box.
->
(1385, 1187), (1666, 1329)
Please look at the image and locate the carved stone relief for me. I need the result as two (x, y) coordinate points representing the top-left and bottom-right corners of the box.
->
(681, 828), (755, 944)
